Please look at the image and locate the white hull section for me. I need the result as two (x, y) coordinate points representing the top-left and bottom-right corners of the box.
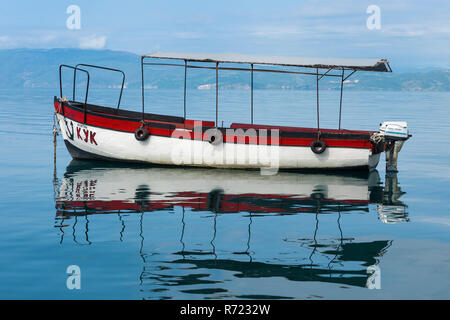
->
(57, 114), (380, 170)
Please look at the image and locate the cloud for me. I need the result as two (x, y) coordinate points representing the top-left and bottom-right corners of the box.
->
(382, 25), (426, 37)
(0, 32), (109, 50)
(0, 35), (14, 48)
(249, 26), (306, 38)
(78, 35), (107, 49)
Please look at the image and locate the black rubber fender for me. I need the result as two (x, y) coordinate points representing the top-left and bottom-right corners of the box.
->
(310, 139), (327, 154)
(135, 127), (150, 141)
(205, 128), (223, 145)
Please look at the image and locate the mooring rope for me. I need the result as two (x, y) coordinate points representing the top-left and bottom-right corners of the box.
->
(53, 112), (60, 200)
(370, 132), (384, 144)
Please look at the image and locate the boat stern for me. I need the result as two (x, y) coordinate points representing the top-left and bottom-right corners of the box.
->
(377, 121), (411, 172)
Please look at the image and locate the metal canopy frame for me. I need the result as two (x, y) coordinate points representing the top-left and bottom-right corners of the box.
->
(73, 64), (126, 109)
(140, 54), (391, 129)
(59, 64), (90, 123)
(59, 63), (126, 124)
(143, 53), (391, 72)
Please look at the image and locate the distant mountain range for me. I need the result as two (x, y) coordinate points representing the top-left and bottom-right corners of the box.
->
(1, 48), (449, 91)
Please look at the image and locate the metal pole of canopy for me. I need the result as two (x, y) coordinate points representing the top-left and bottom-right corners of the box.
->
(251, 63), (254, 124)
(215, 62), (219, 127)
(184, 60), (187, 121)
(318, 68), (332, 80)
(343, 70), (357, 82)
(338, 68), (344, 130)
(74, 64), (126, 109)
(141, 56), (145, 123)
(316, 68), (320, 137)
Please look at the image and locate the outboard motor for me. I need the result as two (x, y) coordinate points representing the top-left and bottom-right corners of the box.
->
(378, 121), (410, 172)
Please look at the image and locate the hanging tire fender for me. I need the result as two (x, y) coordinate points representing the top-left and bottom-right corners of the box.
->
(205, 128), (223, 145)
(135, 127), (150, 141)
(310, 139), (327, 154)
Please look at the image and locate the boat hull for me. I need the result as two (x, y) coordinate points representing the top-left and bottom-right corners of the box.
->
(56, 113), (380, 171)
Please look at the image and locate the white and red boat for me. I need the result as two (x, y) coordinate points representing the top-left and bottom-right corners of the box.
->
(54, 53), (410, 171)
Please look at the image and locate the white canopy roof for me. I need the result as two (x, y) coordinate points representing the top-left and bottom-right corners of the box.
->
(144, 52), (391, 72)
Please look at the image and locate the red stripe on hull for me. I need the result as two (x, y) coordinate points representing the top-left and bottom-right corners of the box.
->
(55, 101), (373, 149)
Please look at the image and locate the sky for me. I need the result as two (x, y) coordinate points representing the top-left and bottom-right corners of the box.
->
(0, 0), (449, 71)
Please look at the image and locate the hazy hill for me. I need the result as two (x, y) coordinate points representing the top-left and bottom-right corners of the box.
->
(0, 48), (449, 91)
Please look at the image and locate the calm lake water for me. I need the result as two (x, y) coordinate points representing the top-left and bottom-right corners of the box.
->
(0, 87), (449, 299)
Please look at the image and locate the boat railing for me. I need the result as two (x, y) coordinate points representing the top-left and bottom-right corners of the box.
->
(59, 64), (126, 123)
(73, 64), (126, 109)
(59, 64), (90, 123)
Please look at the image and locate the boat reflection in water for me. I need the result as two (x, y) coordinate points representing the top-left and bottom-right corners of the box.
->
(54, 160), (408, 298)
